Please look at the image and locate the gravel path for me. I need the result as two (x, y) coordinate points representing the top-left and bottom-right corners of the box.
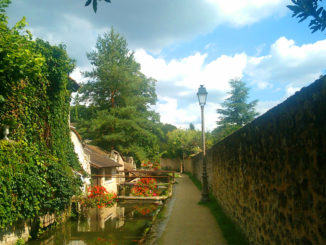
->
(158, 174), (227, 245)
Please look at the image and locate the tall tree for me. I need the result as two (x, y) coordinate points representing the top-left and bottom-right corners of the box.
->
(75, 29), (160, 163)
(212, 79), (258, 143)
(217, 79), (259, 127)
(287, 0), (326, 33)
(189, 123), (195, 130)
(81, 29), (156, 111)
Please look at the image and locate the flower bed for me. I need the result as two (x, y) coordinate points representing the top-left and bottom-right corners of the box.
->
(133, 204), (160, 216)
(131, 178), (158, 197)
(140, 161), (161, 170)
(79, 185), (117, 209)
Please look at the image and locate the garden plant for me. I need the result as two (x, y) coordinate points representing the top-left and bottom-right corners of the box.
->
(79, 185), (117, 209)
(131, 178), (158, 197)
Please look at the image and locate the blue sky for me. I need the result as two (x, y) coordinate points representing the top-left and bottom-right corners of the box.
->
(7, 0), (326, 130)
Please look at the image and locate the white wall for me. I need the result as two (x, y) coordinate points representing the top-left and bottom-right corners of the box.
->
(70, 130), (91, 194)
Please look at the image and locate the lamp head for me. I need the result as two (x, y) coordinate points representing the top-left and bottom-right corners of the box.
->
(197, 85), (207, 106)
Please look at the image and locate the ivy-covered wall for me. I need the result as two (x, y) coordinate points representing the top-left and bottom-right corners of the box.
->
(0, 2), (81, 232)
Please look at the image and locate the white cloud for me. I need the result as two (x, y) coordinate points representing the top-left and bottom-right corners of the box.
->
(256, 81), (273, 89)
(246, 37), (326, 87)
(256, 100), (282, 115)
(135, 49), (247, 94)
(155, 97), (198, 129)
(135, 50), (207, 83)
(155, 97), (219, 131)
(8, 0), (288, 61)
(206, 0), (288, 26)
(135, 49), (248, 130)
(136, 37), (326, 129)
(70, 66), (91, 84)
(285, 84), (301, 97)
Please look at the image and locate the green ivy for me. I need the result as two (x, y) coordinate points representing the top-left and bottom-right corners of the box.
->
(0, 1), (82, 229)
(0, 141), (80, 228)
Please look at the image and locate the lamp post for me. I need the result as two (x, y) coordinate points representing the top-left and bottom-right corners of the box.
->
(197, 85), (209, 202)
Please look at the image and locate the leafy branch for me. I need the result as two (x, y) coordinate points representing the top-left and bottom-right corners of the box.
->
(287, 0), (326, 33)
(85, 0), (111, 13)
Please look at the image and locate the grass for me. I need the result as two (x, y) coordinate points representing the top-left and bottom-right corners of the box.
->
(185, 172), (250, 245)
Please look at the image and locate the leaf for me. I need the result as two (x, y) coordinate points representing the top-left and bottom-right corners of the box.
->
(298, 15), (308, 23)
(85, 0), (92, 6)
(311, 25), (319, 33)
(93, 0), (97, 13)
(309, 19), (317, 26)
(287, 5), (302, 13)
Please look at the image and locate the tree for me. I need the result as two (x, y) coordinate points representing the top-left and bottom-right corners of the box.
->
(75, 29), (160, 163)
(165, 129), (203, 159)
(81, 29), (156, 111)
(217, 79), (258, 127)
(213, 79), (258, 143)
(287, 0), (326, 33)
(211, 124), (242, 144)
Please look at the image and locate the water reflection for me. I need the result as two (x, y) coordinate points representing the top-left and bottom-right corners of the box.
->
(28, 202), (160, 245)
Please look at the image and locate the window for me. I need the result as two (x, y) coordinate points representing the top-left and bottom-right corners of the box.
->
(105, 168), (112, 181)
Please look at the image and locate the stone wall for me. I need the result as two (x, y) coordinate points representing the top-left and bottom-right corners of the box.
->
(0, 212), (67, 245)
(186, 77), (326, 245)
(161, 158), (181, 171)
(161, 158), (192, 172)
(0, 222), (30, 245)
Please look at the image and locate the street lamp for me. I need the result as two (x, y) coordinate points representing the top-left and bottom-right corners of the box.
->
(197, 85), (209, 202)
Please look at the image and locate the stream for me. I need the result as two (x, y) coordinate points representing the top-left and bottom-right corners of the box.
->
(27, 202), (162, 245)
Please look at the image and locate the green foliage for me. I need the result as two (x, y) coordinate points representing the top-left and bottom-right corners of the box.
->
(0, 141), (80, 229)
(211, 124), (242, 144)
(80, 185), (117, 209)
(0, 4), (81, 229)
(81, 28), (157, 110)
(213, 79), (258, 144)
(287, 0), (326, 33)
(164, 128), (204, 158)
(74, 29), (161, 163)
(85, 0), (111, 13)
(189, 123), (195, 130)
(70, 104), (97, 123)
(76, 107), (161, 162)
(217, 79), (258, 127)
(15, 238), (25, 245)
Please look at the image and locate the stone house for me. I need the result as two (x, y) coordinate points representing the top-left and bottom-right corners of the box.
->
(84, 145), (125, 193)
(70, 127), (126, 194)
